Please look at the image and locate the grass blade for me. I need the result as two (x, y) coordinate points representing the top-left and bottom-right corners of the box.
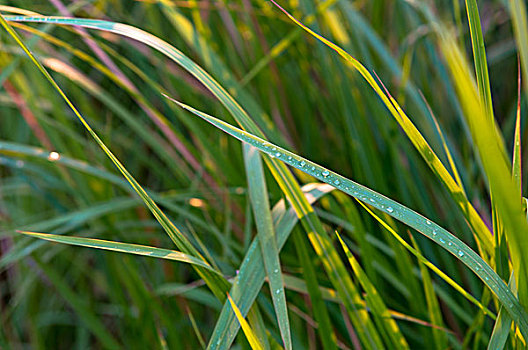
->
(16, 231), (221, 274)
(243, 144), (291, 350)
(171, 99), (528, 338)
(336, 232), (409, 350)
(268, 0), (493, 256)
(227, 294), (264, 350)
(0, 14), (229, 302)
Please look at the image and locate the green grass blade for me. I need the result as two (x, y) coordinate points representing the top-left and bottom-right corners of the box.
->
(243, 144), (291, 350)
(508, 0), (528, 96)
(488, 273), (516, 350)
(292, 229), (338, 349)
(0, 14), (229, 302)
(409, 234), (448, 349)
(16, 231), (221, 274)
(439, 32), (528, 314)
(268, 0), (493, 256)
(336, 232), (409, 350)
(227, 294), (264, 350)
(172, 99), (528, 338)
(464, 0), (494, 119)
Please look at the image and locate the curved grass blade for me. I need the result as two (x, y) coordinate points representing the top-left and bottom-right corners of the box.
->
(243, 144), (291, 350)
(268, 0), (493, 256)
(354, 199), (493, 317)
(336, 232), (409, 350)
(227, 294), (264, 350)
(0, 14), (229, 302)
(16, 231), (221, 274)
(172, 100), (528, 338)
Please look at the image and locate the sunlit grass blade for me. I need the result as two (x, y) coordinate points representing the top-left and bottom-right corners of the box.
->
(292, 229), (337, 349)
(0, 14), (229, 301)
(268, 0), (493, 256)
(409, 234), (448, 349)
(243, 144), (291, 350)
(16, 231), (221, 273)
(227, 294), (264, 350)
(171, 99), (528, 338)
(439, 31), (528, 311)
(354, 199), (493, 317)
(336, 232), (409, 349)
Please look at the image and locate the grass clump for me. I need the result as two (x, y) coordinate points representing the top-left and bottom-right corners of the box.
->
(0, 0), (527, 348)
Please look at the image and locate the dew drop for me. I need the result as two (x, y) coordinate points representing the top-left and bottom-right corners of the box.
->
(369, 198), (375, 203)
(287, 156), (292, 161)
(322, 170), (330, 177)
(276, 289), (280, 294)
(311, 166), (316, 171)
(48, 151), (60, 161)
(439, 238), (446, 244)
(274, 269), (279, 273)
(432, 229), (438, 236)
(386, 207), (394, 213)
(448, 242), (452, 246)
(426, 220), (431, 225)
(275, 152), (281, 158)
(300, 161), (306, 167)
(457, 250), (464, 257)
(334, 179), (340, 185)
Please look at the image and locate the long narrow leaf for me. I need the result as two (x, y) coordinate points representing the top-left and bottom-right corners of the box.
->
(171, 99), (528, 338)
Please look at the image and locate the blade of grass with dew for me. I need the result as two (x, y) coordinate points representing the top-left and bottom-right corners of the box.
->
(243, 143), (291, 350)
(292, 228), (337, 350)
(439, 32), (528, 310)
(409, 234), (448, 349)
(173, 100), (528, 337)
(353, 199), (493, 318)
(16, 230), (221, 273)
(0, 14), (230, 302)
(227, 294), (264, 350)
(336, 231), (409, 350)
(488, 273), (517, 349)
(268, 0), (493, 256)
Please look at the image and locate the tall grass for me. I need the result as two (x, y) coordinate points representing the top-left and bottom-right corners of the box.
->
(0, 0), (527, 348)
